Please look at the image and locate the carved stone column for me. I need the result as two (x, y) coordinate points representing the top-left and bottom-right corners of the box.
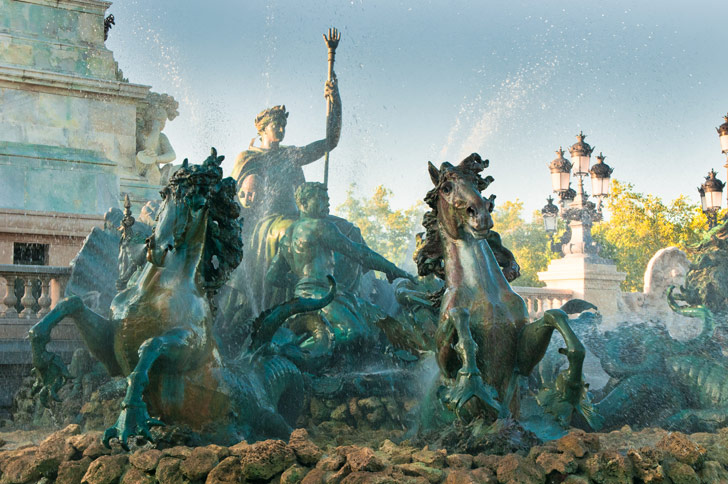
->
(37, 276), (52, 317)
(19, 278), (36, 318)
(2, 275), (18, 318)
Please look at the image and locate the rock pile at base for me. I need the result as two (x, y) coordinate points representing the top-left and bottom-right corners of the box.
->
(2, 424), (728, 483)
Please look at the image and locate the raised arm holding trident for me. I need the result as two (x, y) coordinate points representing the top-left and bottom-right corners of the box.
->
(225, 28), (343, 317)
(323, 27), (340, 188)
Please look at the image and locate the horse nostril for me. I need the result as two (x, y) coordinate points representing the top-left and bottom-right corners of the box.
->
(165, 244), (173, 252)
(467, 206), (476, 217)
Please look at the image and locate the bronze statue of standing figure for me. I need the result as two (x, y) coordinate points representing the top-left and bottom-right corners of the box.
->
(226, 76), (342, 316)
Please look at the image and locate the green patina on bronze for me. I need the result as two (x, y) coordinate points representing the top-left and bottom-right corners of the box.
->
(264, 181), (421, 372)
(414, 153), (600, 429)
(29, 149), (334, 448)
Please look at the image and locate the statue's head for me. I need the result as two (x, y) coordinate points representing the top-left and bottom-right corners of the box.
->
(255, 105), (288, 143)
(137, 92), (179, 134)
(238, 174), (260, 209)
(295, 182), (329, 218)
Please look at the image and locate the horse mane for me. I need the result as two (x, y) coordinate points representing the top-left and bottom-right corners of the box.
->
(166, 149), (244, 302)
(414, 153), (494, 284)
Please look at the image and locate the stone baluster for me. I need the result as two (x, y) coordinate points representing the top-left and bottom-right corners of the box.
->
(3, 275), (18, 318)
(37, 276), (52, 317)
(19, 277), (36, 318)
(525, 296), (534, 317)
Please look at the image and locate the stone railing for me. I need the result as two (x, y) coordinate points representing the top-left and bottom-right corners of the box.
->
(0, 264), (71, 319)
(513, 286), (574, 319)
(0, 265), (79, 408)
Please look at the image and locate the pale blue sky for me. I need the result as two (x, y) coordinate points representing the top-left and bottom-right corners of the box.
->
(107, 0), (728, 215)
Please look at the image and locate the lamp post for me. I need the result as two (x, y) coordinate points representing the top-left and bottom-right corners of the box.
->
(541, 196), (560, 251)
(544, 132), (613, 259)
(699, 169), (725, 229)
(716, 114), (728, 206)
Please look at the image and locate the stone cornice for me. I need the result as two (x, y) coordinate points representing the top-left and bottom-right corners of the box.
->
(0, 208), (104, 237)
(12, 0), (112, 15)
(0, 64), (150, 102)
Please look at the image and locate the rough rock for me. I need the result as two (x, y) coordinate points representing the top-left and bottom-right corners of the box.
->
(583, 451), (632, 484)
(205, 456), (243, 484)
(445, 453), (473, 469)
(281, 463), (311, 484)
(664, 460), (699, 484)
(699, 460), (728, 483)
(180, 446), (219, 480)
(495, 454), (545, 484)
(0, 446), (41, 484)
(555, 430), (599, 458)
(162, 445), (192, 459)
(378, 439), (415, 465)
(396, 462), (445, 483)
(204, 444), (231, 461)
(656, 432), (706, 468)
(57, 457), (93, 484)
(534, 450), (577, 476)
(346, 447), (386, 473)
(412, 447), (447, 468)
(237, 439), (296, 480)
(340, 471), (399, 483)
(472, 453), (501, 472)
(81, 454), (129, 484)
(35, 425), (80, 477)
(67, 433), (110, 460)
(155, 456), (183, 484)
(290, 429), (324, 465)
(129, 449), (162, 472)
(627, 447), (665, 483)
(302, 467), (328, 484)
(317, 453), (346, 471)
(120, 465), (155, 484)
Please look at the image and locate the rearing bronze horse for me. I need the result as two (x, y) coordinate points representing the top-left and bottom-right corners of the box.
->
(30, 149), (334, 447)
(416, 153), (599, 427)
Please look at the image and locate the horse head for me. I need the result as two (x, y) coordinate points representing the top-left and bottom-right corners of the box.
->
(146, 149), (226, 267)
(427, 153), (495, 240)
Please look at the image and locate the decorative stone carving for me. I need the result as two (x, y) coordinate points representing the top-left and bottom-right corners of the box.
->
(612, 247), (699, 339)
(135, 92), (179, 185)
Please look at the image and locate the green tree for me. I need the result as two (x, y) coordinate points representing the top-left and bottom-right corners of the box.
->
(490, 199), (556, 287)
(335, 184), (425, 268)
(592, 179), (708, 292)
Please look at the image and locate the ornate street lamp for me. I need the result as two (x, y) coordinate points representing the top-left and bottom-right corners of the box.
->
(717, 114), (728, 155)
(549, 148), (572, 195)
(716, 114), (728, 207)
(700, 169), (725, 229)
(568, 131), (594, 175)
(541, 196), (561, 252)
(541, 196), (559, 235)
(590, 152), (613, 199)
(545, 132), (611, 260)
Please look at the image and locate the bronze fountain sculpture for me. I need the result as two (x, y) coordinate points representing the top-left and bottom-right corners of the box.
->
(29, 149), (335, 448)
(415, 153), (600, 428)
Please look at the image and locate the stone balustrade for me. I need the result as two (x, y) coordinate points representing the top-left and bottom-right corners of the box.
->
(0, 264), (71, 319)
(512, 286), (574, 319)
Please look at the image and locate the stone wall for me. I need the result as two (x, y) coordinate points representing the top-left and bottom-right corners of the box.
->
(0, 0), (152, 266)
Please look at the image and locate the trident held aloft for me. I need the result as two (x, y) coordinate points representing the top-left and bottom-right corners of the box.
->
(322, 27), (340, 188)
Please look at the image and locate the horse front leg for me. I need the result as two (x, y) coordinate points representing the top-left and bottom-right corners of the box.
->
(442, 308), (502, 418)
(103, 327), (199, 450)
(517, 308), (602, 429)
(29, 296), (118, 406)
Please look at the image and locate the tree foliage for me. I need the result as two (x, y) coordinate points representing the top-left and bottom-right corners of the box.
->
(335, 184), (425, 268)
(592, 179), (708, 292)
(490, 199), (556, 287)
